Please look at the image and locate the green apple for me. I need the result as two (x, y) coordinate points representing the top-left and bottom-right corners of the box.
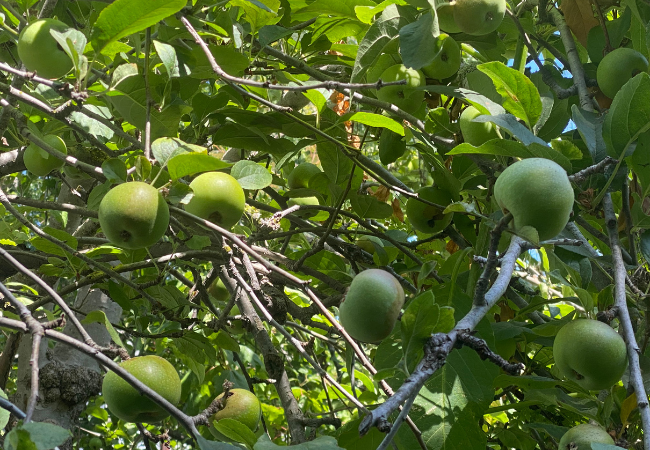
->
(208, 279), (230, 302)
(494, 158), (574, 241)
(185, 172), (246, 229)
(355, 235), (384, 254)
(102, 355), (182, 423)
(367, 53), (402, 84)
(379, 129), (407, 165)
(553, 319), (628, 390)
(597, 47), (649, 99)
(422, 34), (461, 80)
(287, 162), (321, 189)
(88, 437), (103, 449)
(23, 135), (67, 176)
(287, 195), (320, 218)
(405, 186), (454, 234)
(210, 388), (262, 439)
(17, 19), (73, 79)
(558, 424), (615, 449)
(437, 3), (461, 34)
(376, 64), (426, 114)
(339, 269), (405, 343)
(453, 0), (506, 36)
(459, 106), (499, 146)
(98, 182), (170, 249)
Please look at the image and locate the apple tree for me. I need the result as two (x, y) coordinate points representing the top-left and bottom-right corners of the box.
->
(0, 0), (649, 449)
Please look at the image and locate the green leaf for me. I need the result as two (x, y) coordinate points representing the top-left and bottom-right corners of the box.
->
(152, 137), (208, 168)
(153, 40), (181, 79)
(398, 10), (439, 70)
(347, 112), (404, 135)
(471, 114), (546, 146)
(167, 153), (232, 180)
(477, 61), (542, 127)
(603, 72), (650, 158)
(231, 161), (273, 190)
(91, 0), (187, 53)
(195, 435), (241, 450)
(351, 5), (413, 82)
(81, 310), (125, 348)
(214, 331), (241, 352)
(230, 0), (281, 30)
(5, 422), (71, 450)
(254, 434), (344, 450)
(0, 387), (10, 429)
(101, 158), (127, 183)
(349, 194), (393, 219)
(212, 418), (258, 449)
(401, 291), (454, 370)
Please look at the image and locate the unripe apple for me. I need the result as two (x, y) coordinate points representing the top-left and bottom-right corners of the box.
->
(23, 135), (67, 176)
(339, 269), (405, 343)
(453, 0), (506, 35)
(376, 64), (426, 114)
(367, 53), (402, 84)
(102, 355), (182, 423)
(210, 388), (262, 439)
(437, 3), (461, 34)
(405, 186), (454, 234)
(422, 34), (461, 80)
(17, 19), (73, 79)
(287, 162), (321, 189)
(287, 195), (320, 218)
(208, 279), (230, 302)
(597, 47), (649, 99)
(553, 319), (627, 390)
(99, 182), (170, 249)
(459, 106), (499, 146)
(558, 423), (615, 449)
(185, 172), (246, 229)
(494, 158), (574, 241)
(356, 235), (384, 254)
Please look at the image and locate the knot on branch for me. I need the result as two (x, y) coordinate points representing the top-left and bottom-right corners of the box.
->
(193, 380), (234, 425)
(40, 360), (102, 405)
(596, 306), (619, 325)
(456, 330), (525, 376)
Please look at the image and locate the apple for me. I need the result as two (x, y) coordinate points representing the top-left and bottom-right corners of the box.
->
(422, 34), (461, 80)
(405, 186), (454, 234)
(453, 0), (506, 36)
(558, 423), (615, 449)
(98, 182), (170, 249)
(102, 355), (182, 423)
(459, 106), (499, 146)
(553, 319), (628, 390)
(597, 47), (649, 99)
(17, 19), (74, 79)
(210, 388), (262, 439)
(438, 3), (462, 34)
(23, 135), (67, 176)
(367, 53), (402, 84)
(185, 172), (246, 229)
(287, 195), (320, 218)
(339, 269), (405, 343)
(376, 64), (426, 114)
(356, 235), (384, 254)
(287, 162), (321, 189)
(494, 158), (574, 241)
(208, 279), (230, 302)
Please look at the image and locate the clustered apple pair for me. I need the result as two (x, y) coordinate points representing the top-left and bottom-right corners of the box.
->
(97, 171), (245, 250)
(102, 355), (261, 438)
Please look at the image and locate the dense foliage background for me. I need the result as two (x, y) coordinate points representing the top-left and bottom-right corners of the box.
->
(0, 0), (649, 449)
